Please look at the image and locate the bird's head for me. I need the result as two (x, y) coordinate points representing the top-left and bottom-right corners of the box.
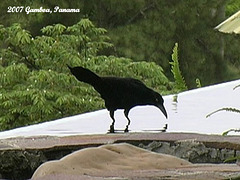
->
(151, 92), (168, 119)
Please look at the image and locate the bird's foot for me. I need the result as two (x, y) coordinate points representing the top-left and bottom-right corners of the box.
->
(109, 125), (115, 133)
(162, 124), (168, 132)
(124, 126), (129, 133)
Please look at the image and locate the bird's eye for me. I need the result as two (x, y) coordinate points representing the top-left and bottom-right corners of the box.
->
(155, 98), (159, 102)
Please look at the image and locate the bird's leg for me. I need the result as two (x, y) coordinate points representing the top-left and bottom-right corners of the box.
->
(109, 110), (115, 133)
(124, 109), (131, 133)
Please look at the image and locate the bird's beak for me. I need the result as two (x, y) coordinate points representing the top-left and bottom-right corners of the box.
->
(157, 104), (168, 119)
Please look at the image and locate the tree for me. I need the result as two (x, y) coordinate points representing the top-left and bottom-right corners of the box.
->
(1, 0), (240, 88)
(85, 0), (234, 88)
(0, 0), (85, 36)
(0, 19), (172, 130)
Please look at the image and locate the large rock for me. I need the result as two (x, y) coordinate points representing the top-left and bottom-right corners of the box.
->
(32, 143), (191, 179)
(1, 133), (240, 179)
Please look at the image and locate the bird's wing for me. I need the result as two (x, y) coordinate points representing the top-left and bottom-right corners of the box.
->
(101, 77), (152, 109)
(102, 77), (148, 92)
(126, 78), (148, 88)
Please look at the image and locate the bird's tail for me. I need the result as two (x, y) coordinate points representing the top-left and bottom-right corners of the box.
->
(67, 64), (71, 70)
(67, 65), (102, 87)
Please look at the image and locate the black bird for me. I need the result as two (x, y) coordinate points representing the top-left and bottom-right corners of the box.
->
(68, 65), (167, 133)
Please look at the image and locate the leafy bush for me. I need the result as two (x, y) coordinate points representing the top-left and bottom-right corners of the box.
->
(0, 19), (172, 130)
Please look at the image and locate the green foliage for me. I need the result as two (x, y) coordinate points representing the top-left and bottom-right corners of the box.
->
(101, 0), (232, 88)
(206, 107), (240, 118)
(1, 1), (240, 89)
(0, 1), (85, 36)
(206, 107), (240, 136)
(224, 155), (240, 164)
(206, 82), (240, 136)
(169, 43), (188, 92)
(233, 84), (240, 90)
(84, 56), (171, 94)
(0, 19), (172, 131)
(172, 94), (178, 103)
(226, 0), (240, 17)
(195, 78), (202, 88)
(222, 128), (240, 136)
